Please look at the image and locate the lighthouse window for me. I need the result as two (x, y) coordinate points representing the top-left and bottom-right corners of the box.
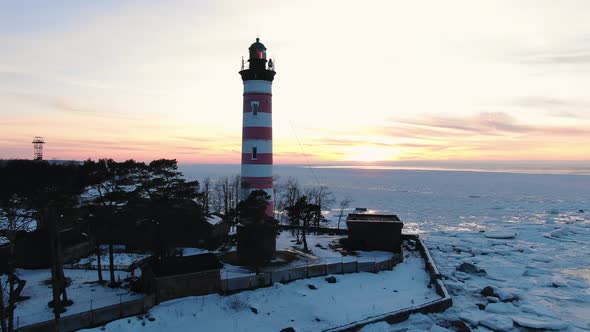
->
(252, 147), (258, 160)
(251, 101), (259, 115)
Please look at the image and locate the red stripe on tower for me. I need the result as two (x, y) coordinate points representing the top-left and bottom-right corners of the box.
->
(242, 127), (272, 140)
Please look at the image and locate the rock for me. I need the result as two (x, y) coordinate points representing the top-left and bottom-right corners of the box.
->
(450, 320), (472, 332)
(457, 262), (487, 275)
(484, 231), (517, 239)
(481, 286), (495, 297)
(476, 303), (486, 310)
(479, 315), (514, 332)
(512, 315), (568, 330)
(280, 328), (296, 332)
(494, 288), (517, 302)
(325, 276), (337, 283)
(250, 307), (258, 314)
(307, 284), (317, 290)
(578, 209), (584, 213)
(480, 286), (517, 302)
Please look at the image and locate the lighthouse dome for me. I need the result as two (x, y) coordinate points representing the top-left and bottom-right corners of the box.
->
(249, 38), (267, 51)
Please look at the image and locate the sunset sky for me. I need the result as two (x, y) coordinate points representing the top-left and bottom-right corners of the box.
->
(1, 0), (589, 163)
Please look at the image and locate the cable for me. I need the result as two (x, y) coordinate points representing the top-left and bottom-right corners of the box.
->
(287, 118), (322, 188)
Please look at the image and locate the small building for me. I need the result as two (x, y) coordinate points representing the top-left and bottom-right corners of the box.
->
(140, 253), (223, 303)
(346, 214), (404, 253)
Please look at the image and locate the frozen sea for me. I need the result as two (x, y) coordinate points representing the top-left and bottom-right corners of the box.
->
(179, 164), (590, 331)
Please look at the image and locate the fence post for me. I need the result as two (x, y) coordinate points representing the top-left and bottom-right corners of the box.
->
(119, 295), (123, 317)
(324, 258), (327, 275)
(374, 258), (377, 273)
(90, 299), (93, 325)
(341, 257), (344, 274)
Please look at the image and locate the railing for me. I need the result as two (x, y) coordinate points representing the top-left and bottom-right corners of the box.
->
(16, 294), (155, 332)
(240, 59), (275, 71)
(221, 254), (400, 293)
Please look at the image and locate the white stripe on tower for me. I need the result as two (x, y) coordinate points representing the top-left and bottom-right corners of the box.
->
(241, 80), (273, 216)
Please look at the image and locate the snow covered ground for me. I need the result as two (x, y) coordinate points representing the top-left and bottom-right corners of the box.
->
(180, 165), (590, 331)
(11, 166), (589, 331)
(220, 231), (395, 279)
(84, 250), (438, 332)
(74, 252), (151, 271)
(276, 231), (394, 263)
(8, 269), (140, 328)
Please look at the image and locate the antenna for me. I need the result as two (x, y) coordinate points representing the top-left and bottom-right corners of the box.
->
(32, 136), (45, 160)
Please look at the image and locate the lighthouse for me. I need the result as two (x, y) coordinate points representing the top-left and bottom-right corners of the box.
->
(239, 38), (276, 217)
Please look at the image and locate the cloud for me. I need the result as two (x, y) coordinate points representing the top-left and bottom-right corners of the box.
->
(304, 138), (391, 147)
(520, 51), (590, 65)
(388, 112), (590, 138)
(510, 97), (590, 119)
(391, 112), (530, 135)
(510, 35), (590, 66)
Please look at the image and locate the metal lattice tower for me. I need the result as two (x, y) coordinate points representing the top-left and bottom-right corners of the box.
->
(32, 136), (45, 160)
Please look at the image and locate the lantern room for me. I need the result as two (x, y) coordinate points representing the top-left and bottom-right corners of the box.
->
(249, 37), (267, 60)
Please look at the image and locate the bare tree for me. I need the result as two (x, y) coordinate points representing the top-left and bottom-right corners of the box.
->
(337, 197), (353, 230)
(208, 175), (242, 222)
(201, 177), (211, 215)
(230, 175), (241, 221)
(272, 175), (280, 219)
(0, 195), (35, 332)
(211, 180), (223, 215)
(0, 277), (6, 332)
(305, 185), (335, 229)
(286, 196), (319, 251)
(276, 177), (302, 227)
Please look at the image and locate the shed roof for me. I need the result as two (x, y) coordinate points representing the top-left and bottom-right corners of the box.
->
(346, 213), (401, 222)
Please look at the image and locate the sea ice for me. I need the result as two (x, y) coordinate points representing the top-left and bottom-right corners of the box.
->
(484, 231), (517, 239)
(511, 315), (568, 330)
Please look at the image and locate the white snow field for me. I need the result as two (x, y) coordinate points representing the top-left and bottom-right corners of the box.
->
(74, 252), (151, 271)
(11, 165), (589, 331)
(84, 250), (438, 332)
(179, 165), (590, 331)
(8, 269), (140, 328)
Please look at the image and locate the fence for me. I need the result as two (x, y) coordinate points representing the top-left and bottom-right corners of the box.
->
(221, 254), (401, 293)
(16, 294), (156, 332)
(15, 232), (450, 332)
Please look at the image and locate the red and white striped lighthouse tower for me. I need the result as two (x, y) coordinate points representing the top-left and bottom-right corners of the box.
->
(239, 38), (276, 217)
